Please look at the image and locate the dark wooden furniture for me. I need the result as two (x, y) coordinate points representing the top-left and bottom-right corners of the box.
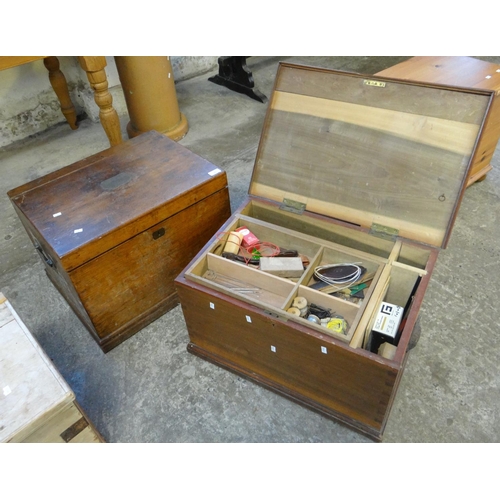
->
(209, 56), (267, 103)
(175, 63), (494, 440)
(8, 131), (231, 352)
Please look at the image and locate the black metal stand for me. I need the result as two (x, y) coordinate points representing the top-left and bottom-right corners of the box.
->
(208, 56), (267, 103)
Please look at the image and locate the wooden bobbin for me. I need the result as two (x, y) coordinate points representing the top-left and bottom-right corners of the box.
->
(223, 231), (243, 254)
(287, 307), (301, 317)
(293, 296), (308, 316)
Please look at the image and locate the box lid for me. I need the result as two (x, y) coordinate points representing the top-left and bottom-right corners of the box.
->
(8, 131), (227, 271)
(249, 63), (493, 248)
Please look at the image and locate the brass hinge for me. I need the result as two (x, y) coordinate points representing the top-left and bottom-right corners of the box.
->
(369, 223), (399, 241)
(279, 198), (306, 215)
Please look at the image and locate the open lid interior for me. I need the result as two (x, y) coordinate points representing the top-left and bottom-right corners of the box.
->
(249, 63), (492, 248)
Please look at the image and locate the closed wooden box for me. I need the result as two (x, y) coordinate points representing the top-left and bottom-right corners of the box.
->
(376, 56), (500, 186)
(175, 63), (494, 440)
(0, 293), (103, 443)
(8, 131), (231, 352)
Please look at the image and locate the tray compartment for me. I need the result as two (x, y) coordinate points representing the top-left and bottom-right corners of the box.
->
(189, 253), (295, 309)
(396, 242), (432, 270)
(241, 199), (396, 258)
(350, 260), (425, 353)
(305, 245), (382, 294)
(285, 285), (360, 341)
(224, 215), (323, 264)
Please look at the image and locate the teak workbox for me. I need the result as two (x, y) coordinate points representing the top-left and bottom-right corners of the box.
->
(175, 63), (494, 440)
(8, 131), (231, 352)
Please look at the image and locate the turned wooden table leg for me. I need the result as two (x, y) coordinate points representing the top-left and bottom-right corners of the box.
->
(43, 56), (78, 130)
(78, 56), (123, 146)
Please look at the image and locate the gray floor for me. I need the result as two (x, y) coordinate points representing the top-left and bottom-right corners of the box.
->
(2, 56), (500, 443)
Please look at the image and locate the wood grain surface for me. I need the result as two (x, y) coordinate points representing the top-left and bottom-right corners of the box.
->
(0, 294), (103, 442)
(250, 64), (492, 248)
(376, 56), (500, 186)
(8, 131), (231, 351)
(9, 131), (228, 271)
(176, 277), (398, 436)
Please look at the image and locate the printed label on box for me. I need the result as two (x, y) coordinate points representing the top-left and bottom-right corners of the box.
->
(372, 302), (404, 339)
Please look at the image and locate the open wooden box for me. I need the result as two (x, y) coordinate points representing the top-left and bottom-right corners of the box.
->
(175, 63), (494, 440)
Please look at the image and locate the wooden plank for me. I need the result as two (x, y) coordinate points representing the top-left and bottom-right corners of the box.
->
(0, 56), (45, 71)
(274, 63), (491, 124)
(272, 91), (481, 155)
(252, 182), (445, 248)
(391, 261), (427, 276)
(349, 264), (391, 349)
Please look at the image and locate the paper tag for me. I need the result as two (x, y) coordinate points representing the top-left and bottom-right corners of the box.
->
(208, 168), (222, 176)
(53, 212), (62, 218)
(3, 386), (12, 396)
(74, 228), (83, 234)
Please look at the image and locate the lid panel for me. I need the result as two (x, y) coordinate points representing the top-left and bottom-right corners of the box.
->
(10, 132), (224, 264)
(250, 64), (492, 248)
(273, 65), (489, 125)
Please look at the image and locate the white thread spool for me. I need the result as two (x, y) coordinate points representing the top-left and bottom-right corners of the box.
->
(224, 231), (243, 254)
(307, 314), (321, 324)
(293, 296), (308, 317)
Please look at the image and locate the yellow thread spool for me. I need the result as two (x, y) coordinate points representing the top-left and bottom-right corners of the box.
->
(326, 318), (347, 335)
(287, 307), (301, 316)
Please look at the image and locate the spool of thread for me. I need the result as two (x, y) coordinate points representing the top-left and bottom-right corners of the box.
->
(223, 231), (243, 254)
(326, 318), (347, 335)
(287, 307), (301, 317)
(292, 296), (308, 317)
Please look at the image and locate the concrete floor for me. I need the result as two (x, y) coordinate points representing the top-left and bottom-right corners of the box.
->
(1, 56), (500, 443)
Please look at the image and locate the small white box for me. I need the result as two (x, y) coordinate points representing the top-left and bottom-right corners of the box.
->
(259, 257), (304, 278)
(372, 302), (404, 340)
